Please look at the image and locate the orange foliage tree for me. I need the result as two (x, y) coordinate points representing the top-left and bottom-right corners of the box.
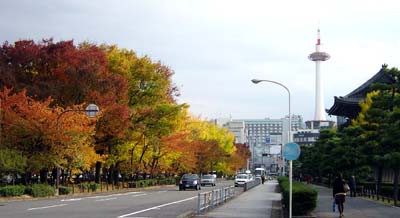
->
(0, 88), (100, 183)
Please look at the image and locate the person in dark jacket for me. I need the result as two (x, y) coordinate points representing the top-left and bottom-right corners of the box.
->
(349, 175), (356, 197)
(332, 173), (346, 217)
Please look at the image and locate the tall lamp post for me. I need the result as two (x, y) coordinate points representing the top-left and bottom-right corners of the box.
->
(55, 103), (99, 195)
(251, 79), (291, 176)
(252, 79), (294, 218)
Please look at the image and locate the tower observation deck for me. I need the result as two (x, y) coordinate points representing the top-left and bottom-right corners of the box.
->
(308, 29), (330, 121)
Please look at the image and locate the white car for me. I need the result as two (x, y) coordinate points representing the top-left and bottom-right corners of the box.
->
(235, 174), (252, 187)
(201, 174), (216, 186)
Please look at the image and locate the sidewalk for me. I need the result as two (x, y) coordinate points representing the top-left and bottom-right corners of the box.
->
(194, 180), (281, 218)
(311, 184), (400, 218)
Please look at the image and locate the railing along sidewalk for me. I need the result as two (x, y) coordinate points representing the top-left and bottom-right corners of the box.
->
(359, 186), (394, 204)
(244, 178), (261, 191)
(197, 185), (235, 214)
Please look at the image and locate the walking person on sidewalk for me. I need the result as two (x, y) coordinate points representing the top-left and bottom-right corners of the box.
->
(333, 173), (346, 217)
(349, 175), (356, 197)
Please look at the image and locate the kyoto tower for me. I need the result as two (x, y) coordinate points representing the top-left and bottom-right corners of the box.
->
(308, 29), (330, 121)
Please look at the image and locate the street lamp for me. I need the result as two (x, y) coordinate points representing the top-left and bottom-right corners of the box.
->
(55, 103), (99, 195)
(252, 79), (294, 218)
(251, 79), (291, 176)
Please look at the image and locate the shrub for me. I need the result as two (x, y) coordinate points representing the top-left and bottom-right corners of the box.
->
(26, 184), (55, 197)
(278, 176), (318, 216)
(77, 183), (88, 191)
(127, 181), (136, 188)
(59, 186), (72, 195)
(0, 185), (26, 197)
(89, 183), (99, 192)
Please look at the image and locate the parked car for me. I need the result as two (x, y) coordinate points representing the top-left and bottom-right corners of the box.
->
(235, 173), (252, 187)
(179, 174), (201, 191)
(200, 174), (216, 186)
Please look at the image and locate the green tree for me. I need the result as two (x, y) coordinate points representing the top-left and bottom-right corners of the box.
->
(0, 148), (27, 184)
(354, 67), (400, 204)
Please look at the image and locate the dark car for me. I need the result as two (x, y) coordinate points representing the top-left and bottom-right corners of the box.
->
(179, 174), (201, 191)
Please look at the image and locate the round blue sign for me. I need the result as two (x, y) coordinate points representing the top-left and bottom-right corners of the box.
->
(283, 142), (301, 160)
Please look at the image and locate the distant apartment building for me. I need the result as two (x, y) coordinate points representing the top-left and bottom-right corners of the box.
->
(223, 120), (246, 144)
(223, 115), (304, 170)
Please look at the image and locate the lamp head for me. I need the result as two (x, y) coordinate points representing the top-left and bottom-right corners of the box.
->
(251, 79), (261, 84)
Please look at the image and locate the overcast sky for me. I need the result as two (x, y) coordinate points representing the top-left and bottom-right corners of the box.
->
(1, 0), (399, 121)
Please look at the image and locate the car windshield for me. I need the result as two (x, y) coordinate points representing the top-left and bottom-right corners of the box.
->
(236, 174), (248, 179)
(202, 175), (213, 179)
(182, 174), (197, 179)
(255, 170), (264, 176)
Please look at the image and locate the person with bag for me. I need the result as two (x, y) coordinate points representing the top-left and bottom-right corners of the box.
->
(332, 172), (347, 217)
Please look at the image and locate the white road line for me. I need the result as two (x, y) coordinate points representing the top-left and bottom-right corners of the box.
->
(95, 197), (117, 202)
(157, 191), (167, 193)
(27, 204), (68, 211)
(117, 196), (197, 218)
(131, 194), (147, 198)
(61, 198), (82, 202)
(87, 192), (143, 199)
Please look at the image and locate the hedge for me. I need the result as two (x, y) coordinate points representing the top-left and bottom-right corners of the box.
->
(78, 183), (100, 192)
(25, 184), (55, 197)
(59, 186), (72, 195)
(127, 178), (176, 188)
(0, 185), (26, 197)
(278, 176), (318, 216)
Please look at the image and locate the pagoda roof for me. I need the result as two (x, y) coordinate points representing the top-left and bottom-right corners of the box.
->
(327, 65), (393, 118)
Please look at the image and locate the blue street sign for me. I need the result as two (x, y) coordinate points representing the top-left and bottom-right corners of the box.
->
(283, 142), (301, 160)
(266, 137), (271, 144)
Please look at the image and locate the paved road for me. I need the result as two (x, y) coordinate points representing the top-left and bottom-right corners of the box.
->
(312, 184), (400, 218)
(1, 180), (240, 218)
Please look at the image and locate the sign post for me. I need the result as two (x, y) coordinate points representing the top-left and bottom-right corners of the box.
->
(283, 142), (301, 218)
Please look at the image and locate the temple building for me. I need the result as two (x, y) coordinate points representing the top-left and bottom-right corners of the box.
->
(327, 64), (393, 129)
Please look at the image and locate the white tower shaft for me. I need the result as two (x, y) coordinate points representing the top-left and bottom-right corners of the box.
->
(308, 29), (330, 121)
(314, 60), (325, 120)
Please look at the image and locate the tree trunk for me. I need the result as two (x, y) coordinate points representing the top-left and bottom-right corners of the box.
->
(376, 166), (383, 195)
(114, 162), (120, 186)
(22, 171), (32, 185)
(40, 169), (48, 184)
(95, 161), (102, 183)
(136, 136), (149, 176)
(108, 165), (114, 184)
(393, 169), (399, 206)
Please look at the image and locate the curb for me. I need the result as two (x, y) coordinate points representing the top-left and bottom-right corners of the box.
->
(176, 210), (196, 218)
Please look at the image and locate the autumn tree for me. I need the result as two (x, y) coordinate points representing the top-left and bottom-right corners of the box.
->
(0, 88), (100, 184)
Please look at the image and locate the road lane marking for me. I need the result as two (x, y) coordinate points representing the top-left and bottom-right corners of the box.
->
(61, 198), (82, 202)
(131, 193), (147, 197)
(87, 192), (144, 199)
(117, 196), (197, 218)
(157, 191), (167, 193)
(27, 204), (68, 211)
(95, 197), (117, 202)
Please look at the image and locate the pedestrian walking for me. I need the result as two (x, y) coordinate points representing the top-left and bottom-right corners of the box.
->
(333, 172), (346, 217)
(261, 175), (265, 184)
(349, 175), (356, 197)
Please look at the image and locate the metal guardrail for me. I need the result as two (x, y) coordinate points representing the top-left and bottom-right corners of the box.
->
(244, 178), (260, 191)
(197, 185), (235, 214)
